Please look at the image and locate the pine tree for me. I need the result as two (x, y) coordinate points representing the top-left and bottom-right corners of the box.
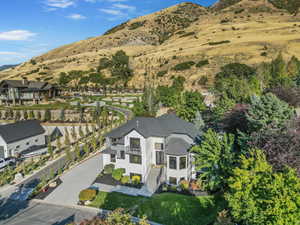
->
(29, 110), (35, 120)
(64, 128), (71, 146)
(47, 137), (53, 158)
(23, 110), (28, 120)
(79, 126), (84, 139)
(75, 143), (81, 160)
(85, 123), (90, 135)
(37, 111), (42, 121)
(56, 136), (62, 151)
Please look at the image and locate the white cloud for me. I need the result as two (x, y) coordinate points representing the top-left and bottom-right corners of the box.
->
(99, 8), (124, 16)
(45, 0), (75, 8)
(0, 51), (24, 56)
(113, 3), (135, 10)
(67, 13), (86, 19)
(0, 30), (37, 41)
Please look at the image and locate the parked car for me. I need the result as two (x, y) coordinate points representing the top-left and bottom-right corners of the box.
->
(0, 157), (16, 169)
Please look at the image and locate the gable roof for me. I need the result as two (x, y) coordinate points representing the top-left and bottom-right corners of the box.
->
(165, 137), (192, 156)
(106, 113), (199, 140)
(0, 80), (53, 90)
(0, 120), (45, 144)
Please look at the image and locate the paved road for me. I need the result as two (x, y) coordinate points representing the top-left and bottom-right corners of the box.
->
(106, 105), (133, 120)
(0, 200), (100, 225)
(44, 153), (102, 205)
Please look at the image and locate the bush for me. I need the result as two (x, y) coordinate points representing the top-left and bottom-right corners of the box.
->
(79, 189), (97, 201)
(121, 175), (130, 184)
(180, 180), (189, 191)
(103, 164), (115, 175)
(157, 70), (168, 77)
(112, 168), (125, 181)
(172, 61), (195, 71)
(196, 59), (209, 68)
(129, 21), (145, 30)
(208, 40), (230, 46)
(132, 175), (141, 185)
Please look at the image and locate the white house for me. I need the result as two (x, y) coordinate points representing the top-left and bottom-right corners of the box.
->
(101, 114), (200, 192)
(0, 120), (46, 158)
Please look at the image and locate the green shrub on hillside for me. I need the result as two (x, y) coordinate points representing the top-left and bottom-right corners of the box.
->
(157, 70), (168, 77)
(208, 40), (231, 46)
(196, 59), (209, 68)
(173, 61), (195, 71)
(129, 21), (146, 30)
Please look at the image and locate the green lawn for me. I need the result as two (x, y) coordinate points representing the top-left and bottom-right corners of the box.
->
(90, 192), (226, 225)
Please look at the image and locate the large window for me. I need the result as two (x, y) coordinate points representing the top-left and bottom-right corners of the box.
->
(129, 154), (142, 164)
(130, 138), (140, 149)
(110, 154), (116, 163)
(169, 156), (177, 170)
(180, 156), (187, 169)
(154, 143), (164, 150)
(120, 150), (125, 159)
(169, 177), (177, 185)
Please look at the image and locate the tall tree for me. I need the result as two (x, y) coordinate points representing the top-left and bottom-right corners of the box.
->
(247, 93), (295, 132)
(192, 129), (236, 191)
(225, 149), (300, 225)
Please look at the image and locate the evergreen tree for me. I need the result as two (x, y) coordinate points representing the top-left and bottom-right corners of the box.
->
(44, 109), (52, 122)
(14, 110), (21, 121)
(247, 93), (295, 132)
(193, 111), (205, 131)
(47, 137), (53, 159)
(59, 108), (65, 122)
(23, 110), (28, 120)
(79, 126), (84, 139)
(85, 123), (90, 135)
(29, 110), (35, 120)
(75, 143), (81, 160)
(37, 111), (42, 121)
(192, 129), (236, 191)
(56, 136), (62, 151)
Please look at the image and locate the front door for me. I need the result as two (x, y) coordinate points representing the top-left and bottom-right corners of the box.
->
(156, 151), (164, 165)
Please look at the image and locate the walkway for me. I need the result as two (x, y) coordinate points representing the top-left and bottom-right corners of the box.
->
(44, 154), (102, 205)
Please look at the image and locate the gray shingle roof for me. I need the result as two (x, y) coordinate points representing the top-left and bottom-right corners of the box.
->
(0, 120), (45, 144)
(0, 80), (53, 90)
(165, 137), (191, 156)
(106, 113), (199, 139)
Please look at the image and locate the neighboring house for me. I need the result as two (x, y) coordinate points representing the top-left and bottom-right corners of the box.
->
(101, 114), (200, 190)
(0, 79), (58, 105)
(0, 120), (46, 158)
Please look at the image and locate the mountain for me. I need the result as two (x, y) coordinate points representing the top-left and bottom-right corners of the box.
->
(1, 1), (300, 90)
(0, 64), (18, 71)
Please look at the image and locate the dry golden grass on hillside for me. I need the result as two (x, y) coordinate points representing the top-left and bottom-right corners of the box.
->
(1, 1), (299, 90)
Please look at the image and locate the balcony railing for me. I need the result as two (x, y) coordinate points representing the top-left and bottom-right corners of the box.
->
(126, 146), (141, 155)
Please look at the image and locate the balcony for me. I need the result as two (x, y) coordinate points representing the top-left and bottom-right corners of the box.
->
(126, 146), (142, 155)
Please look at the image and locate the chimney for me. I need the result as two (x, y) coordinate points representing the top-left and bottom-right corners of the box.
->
(22, 77), (28, 85)
(136, 120), (139, 128)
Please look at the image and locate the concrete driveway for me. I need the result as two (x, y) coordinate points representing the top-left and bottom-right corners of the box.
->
(45, 154), (102, 205)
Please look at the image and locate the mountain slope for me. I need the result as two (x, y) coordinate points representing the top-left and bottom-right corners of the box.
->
(1, 1), (300, 90)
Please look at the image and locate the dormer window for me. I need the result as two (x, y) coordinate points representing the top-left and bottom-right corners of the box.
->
(155, 143), (164, 150)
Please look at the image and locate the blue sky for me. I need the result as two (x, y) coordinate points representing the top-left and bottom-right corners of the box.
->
(0, 0), (217, 66)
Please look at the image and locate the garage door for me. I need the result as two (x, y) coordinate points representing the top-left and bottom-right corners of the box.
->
(0, 146), (5, 158)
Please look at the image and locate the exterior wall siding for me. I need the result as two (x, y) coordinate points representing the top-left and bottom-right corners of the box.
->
(4, 133), (45, 157)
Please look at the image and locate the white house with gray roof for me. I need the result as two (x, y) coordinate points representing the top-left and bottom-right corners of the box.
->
(0, 120), (46, 158)
(101, 114), (200, 192)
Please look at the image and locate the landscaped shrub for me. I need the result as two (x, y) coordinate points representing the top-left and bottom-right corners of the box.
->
(121, 175), (130, 184)
(112, 168), (125, 181)
(208, 40), (231, 46)
(180, 180), (189, 191)
(132, 175), (141, 185)
(172, 61), (195, 71)
(103, 164), (115, 175)
(79, 189), (97, 201)
(196, 59), (209, 68)
(157, 70), (168, 77)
